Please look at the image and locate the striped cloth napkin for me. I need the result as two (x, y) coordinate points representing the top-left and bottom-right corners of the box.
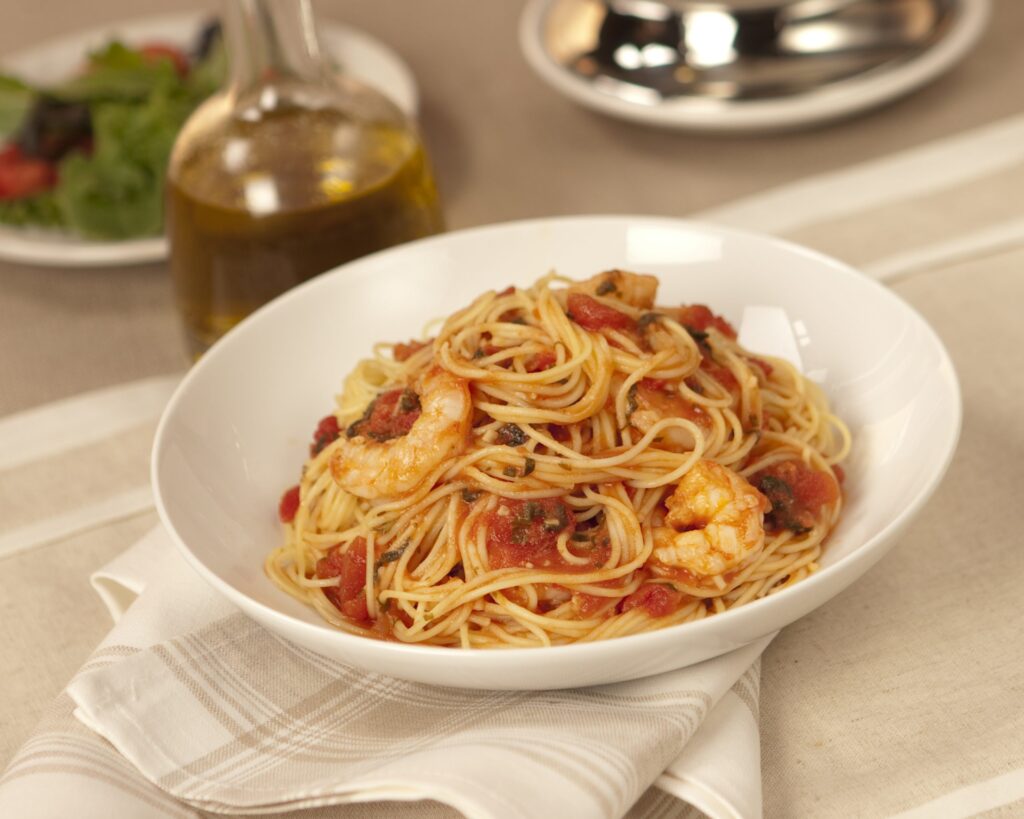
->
(2, 525), (770, 819)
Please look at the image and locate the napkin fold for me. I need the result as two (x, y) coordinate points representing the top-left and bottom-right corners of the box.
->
(3, 527), (770, 819)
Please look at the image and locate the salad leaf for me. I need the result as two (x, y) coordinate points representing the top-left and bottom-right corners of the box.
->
(0, 75), (34, 139)
(55, 89), (191, 239)
(0, 189), (63, 228)
(52, 41), (180, 104)
(0, 26), (228, 238)
(185, 37), (227, 103)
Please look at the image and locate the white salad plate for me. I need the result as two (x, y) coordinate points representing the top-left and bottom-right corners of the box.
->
(152, 215), (961, 690)
(519, 0), (990, 133)
(0, 12), (418, 268)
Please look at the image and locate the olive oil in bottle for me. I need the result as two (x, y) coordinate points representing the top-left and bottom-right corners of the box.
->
(166, 0), (443, 356)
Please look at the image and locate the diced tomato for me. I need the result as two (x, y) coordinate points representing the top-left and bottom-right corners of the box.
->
(349, 388), (421, 441)
(278, 485), (300, 523)
(310, 414), (340, 456)
(621, 584), (685, 618)
(393, 339), (430, 362)
(832, 464), (845, 484)
(316, 538), (371, 622)
(752, 459), (840, 534)
(0, 145), (57, 200)
(567, 293), (635, 332)
(526, 350), (557, 372)
(139, 43), (189, 76)
(677, 304), (737, 339)
(497, 285), (516, 297)
(484, 497), (576, 569)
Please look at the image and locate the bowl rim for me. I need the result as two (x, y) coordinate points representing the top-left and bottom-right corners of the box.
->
(151, 213), (963, 662)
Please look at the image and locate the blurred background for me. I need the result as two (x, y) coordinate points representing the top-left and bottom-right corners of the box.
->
(0, 0), (1019, 412)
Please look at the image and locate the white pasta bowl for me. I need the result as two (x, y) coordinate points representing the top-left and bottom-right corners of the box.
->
(152, 215), (961, 690)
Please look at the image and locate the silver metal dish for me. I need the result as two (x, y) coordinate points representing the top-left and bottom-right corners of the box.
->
(521, 0), (989, 131)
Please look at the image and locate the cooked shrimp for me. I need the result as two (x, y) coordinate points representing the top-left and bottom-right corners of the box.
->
(571, 269), (658, 309)
(330, 367), (472, 499)
(652, 460), (767, 576)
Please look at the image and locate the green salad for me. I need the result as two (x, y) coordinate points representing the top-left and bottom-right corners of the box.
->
(0, 22), (225, 240)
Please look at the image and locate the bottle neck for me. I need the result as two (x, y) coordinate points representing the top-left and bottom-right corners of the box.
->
(223, 0), (327, 92)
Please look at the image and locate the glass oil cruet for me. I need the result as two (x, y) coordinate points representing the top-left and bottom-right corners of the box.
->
(166, 0), (444, 356)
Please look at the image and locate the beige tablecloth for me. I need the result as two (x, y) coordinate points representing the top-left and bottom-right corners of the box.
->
(2, 1), (1024, 816)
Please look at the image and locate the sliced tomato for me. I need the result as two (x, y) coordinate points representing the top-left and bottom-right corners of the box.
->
(139, 43), (190, 76)
(0, 145), (57, 200)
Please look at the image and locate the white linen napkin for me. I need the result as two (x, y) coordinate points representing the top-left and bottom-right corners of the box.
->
(2, 527), (770, 818)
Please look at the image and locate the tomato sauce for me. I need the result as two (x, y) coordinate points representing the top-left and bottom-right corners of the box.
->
(621, 584), (685, 617)
(749, 357), (773, 378)
(700, 360), (739, 393)
(484, 498), (578, 569)
(527, 350), (557, 372)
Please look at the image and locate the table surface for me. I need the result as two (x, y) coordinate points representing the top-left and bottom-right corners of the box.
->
(2, 1), (1024, 816)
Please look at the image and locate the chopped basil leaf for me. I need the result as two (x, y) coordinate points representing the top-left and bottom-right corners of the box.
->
(496, 423), (527, 446)
(626, 382), (639, 419)
(398, 389), (420, 414)
(345, 398), (376, 438)
(375, 545), (407, 568)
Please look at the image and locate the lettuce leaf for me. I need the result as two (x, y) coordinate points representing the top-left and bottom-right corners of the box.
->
(1, 35), (227, 238)
(52, 41), (180, 104)
(0, 74), (34, 139)
(0, 189), (64, 228)
(54, 89), (191, 239)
